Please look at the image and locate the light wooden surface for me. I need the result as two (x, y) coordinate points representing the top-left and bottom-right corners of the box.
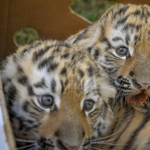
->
(0, 76), (17, 150)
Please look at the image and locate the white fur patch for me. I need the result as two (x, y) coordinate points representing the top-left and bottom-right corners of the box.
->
(1, 57), (17, 81)
(84, 26), (101, 49)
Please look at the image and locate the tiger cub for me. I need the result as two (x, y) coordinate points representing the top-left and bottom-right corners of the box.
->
(66, 4), (150, 110)
(93, 101), (150, 150)
(0, 40), (116, 150)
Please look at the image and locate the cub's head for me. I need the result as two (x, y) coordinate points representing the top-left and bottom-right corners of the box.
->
(67, 4), (150, 106)
(0, 40), (115, 150)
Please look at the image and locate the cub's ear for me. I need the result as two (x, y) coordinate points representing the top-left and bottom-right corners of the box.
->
(66, 21), (102, 49)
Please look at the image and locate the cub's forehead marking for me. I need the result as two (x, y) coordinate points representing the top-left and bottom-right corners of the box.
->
(110, 27), (136, 57)
(33, 78), (47, 88)
(112, 36), (123, 42)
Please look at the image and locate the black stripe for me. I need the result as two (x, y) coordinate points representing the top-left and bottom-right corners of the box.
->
(34, 78), (47, 88)
(32, 106), (44, 113)
(61, 53), (70, 59)
(134, 35), (138, 41)
(93, 48), (100, 60)
(101, 37), (112, 50)
(71, 54), (76, 60)
(117, 16), (128, 26)
(31, 99), (44, 112)
(61, 80), (65, 93)
(58, 42), (71, 48)
(17, 66), (24, 73)
(27, 120), (34, 124)
(146, 9), (150, 17)
(22, 101), (29, 112)
(28, 85), (34, 95)
(51, 79), (56, 93)
(78, 69), (84, 78)
(136, 25), (142, 32)
(61, 67), (67, 76)
(32, 46), (52, 62)
(105, 54), (119, 62)
(125, 34), (130, 45)
(7, 84), (17, 107)
(141, 6), (147, 22)
(123, 23), (135, 31)
(87, 65), (94, 77)
(122, 113), (150, 150)
(112, 36), (123, 42)
(73, 28), (89, 43)
(19, 48), (29, 58)
(47, 63), (58, 72)
(38, 56), (54, 69)
(102, 66), (118, 75)
(87, 47), (92, 54)
(17, 75), (28, 86)
(89, 109), (99, 118)
(108, 51), (120, 59)
(133, 10), (141, 16)
(113, 5), (130, 19)
(18, 117), (24, 130)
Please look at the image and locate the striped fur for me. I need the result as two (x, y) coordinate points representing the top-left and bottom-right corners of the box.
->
(0, 40), (116, 150)
(66, 4), (150, 108)
(93, 101), (150, 150)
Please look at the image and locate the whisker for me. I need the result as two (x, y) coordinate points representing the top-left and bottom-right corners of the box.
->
(15, 138), (35, 143)
(17, 143), (36, 150)
(92, 136), (118, 144)
(91, 129), (121, 142)
(90, 146), (103, 150)
(27, 146), (36, 150)
(100, 142), (125, 146)
(32, 145), (40, 150)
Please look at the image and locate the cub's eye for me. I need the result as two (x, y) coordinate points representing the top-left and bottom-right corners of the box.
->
(38, 95), (54, 108)
(116, 47), (128, 57)
(84, 100), (95, 111)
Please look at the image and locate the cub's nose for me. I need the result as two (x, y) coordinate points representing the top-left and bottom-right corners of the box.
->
(56, 139), (80, 150)
(132, 79), (150, 90)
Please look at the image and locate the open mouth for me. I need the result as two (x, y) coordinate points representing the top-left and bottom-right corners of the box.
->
(126, 93), (148, 105)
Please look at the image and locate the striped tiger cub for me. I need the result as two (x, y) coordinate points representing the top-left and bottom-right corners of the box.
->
(66, 4), (150, 111)
(0, 40), (116, 150)
(93, 101), (150, 150)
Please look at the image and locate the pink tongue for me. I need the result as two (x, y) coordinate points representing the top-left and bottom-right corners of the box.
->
(126, 93), (148, 105)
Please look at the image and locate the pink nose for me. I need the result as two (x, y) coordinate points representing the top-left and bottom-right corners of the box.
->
(136, 81), (150, 90)
(132, 79), (150, 90)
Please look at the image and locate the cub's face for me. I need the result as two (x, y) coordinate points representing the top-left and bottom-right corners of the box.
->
(1, 40), (115, 150)
(68, 4), (150, 106)
(100, 4), (150, 106)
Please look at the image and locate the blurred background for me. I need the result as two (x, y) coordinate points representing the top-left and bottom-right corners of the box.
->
(1, 0), (150, 60)
(71, 0), (117, 22)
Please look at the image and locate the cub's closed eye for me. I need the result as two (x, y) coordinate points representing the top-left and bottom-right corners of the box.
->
(116, 47), (128, 57)
(38, 95), (54, 108)
(84, 100), (95, 111)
